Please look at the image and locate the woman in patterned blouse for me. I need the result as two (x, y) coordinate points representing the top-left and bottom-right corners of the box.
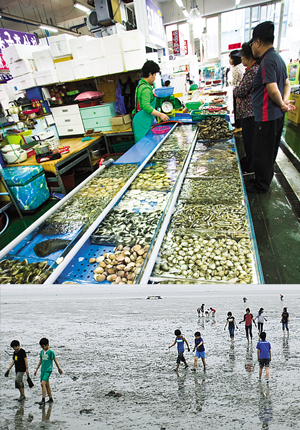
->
(233, 43), (259, 174)
(229, 50), (245, 133)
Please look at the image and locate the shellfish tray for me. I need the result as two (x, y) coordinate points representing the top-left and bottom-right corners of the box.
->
(178, 178), (244, 205)
(194, 139), (234, 151)
(115, 190), (171, 212)
(191, 148), (236, 163)
(186, 160), (239, 178)
(169, 203), (249, 233)
(150, 230), (257, 284)
(91, 209), (163, 247)
(0, 257), (54, 285)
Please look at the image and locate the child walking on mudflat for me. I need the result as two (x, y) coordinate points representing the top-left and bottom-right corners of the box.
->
(34, 338), (63, 406)
(256, 332), (271, 383)
(5, 340), (30, 401)
(169, 329), (190, 371)
(191, 332), (206, 371)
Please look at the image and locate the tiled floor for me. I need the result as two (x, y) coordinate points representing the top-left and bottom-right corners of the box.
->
(1, 122), (300, 284)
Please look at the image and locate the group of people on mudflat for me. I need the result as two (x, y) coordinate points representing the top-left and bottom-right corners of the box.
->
(169, 305), (289, 384)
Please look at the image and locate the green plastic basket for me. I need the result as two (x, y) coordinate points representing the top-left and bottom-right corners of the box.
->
(185, 102), (201, 110)
(190, 84), (198, 91)
(111, 140), (135, 153)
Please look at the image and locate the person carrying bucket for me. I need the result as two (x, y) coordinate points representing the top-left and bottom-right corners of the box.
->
(132, 61), (169, 143)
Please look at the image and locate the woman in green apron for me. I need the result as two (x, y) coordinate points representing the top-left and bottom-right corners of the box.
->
(132, 61), (169, 143)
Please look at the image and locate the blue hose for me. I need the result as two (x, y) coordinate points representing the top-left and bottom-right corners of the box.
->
(0, 211), (9, 235)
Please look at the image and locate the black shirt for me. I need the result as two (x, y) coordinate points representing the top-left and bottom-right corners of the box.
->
(13, 348), (27, 373)
(282, 312), (289, 323)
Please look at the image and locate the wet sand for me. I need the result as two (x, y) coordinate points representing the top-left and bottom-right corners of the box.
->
(1, 285), (300, 429)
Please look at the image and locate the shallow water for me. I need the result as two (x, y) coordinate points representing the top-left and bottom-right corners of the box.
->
(1, 285), (300, 429)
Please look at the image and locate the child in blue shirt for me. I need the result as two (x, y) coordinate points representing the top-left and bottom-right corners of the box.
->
(191, 331), (206, 372)
(256, 331), (271, 382)
(169, 329), (190, 372)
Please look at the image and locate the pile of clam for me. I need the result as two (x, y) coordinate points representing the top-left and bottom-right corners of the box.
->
(0, 259), (53, 284)
(130, 169), (176, 191)
(152, 233), (253, 284)
(186, 160), (239, 178)
(91, 244), (148, 284)
(76, 177), (124, 199)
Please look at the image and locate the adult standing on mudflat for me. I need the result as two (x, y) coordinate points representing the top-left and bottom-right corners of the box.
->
(246, 21), (296, 194)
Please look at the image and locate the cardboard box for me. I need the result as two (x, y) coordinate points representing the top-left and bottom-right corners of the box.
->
(110, 114), (132, 131)
(288, 94), (300, 124)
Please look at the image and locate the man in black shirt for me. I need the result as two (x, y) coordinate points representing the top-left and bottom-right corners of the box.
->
(246, 21), (296, 194)
(5, 340), (30, 401)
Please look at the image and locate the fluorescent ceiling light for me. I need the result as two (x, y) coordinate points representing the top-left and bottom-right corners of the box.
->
(175, 0), (184, 8)
(182, 9), (189, 17)
(74, 1), (93, 13)
(40, 25), (59, 32)
(235, 0), (241, 5)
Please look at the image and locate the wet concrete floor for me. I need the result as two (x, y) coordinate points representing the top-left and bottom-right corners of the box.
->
(1, 285), (300, 429)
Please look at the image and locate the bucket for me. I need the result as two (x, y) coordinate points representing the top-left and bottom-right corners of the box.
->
(6, 135), (22, 146)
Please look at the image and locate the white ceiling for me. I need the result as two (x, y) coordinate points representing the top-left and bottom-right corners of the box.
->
(158, 0), (275, 24)
(0, 0), (88, 36)
(0, 0), (278, 35)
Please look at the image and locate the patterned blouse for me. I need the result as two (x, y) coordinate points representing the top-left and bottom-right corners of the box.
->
(233, 62), (259, 119)
(231, 63), (245, 88)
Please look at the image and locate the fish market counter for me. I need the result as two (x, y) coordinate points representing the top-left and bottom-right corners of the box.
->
(0, 116), (264, 285)
(7, 135), (105, 195)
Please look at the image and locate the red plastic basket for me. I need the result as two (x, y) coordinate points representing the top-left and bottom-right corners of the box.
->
(151, 126), (171, 135)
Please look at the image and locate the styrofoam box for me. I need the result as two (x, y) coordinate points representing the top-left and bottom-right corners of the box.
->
(102, 35), (123, 57)
(7, 77), (23, 95)
(71, 59), (94, 80)
(69, 36), (94, 60)
(32, 48), (55, 71)
(9, 59), (37, 78)
(121, 30), (145, 53)
(124, 50), (146, 72)
(85, 38), (105, 60)
(90, 58), (108, 77)
(146, 52), (158, 63)
(106, 54), (125, 75)
(18, 74), (37, 90)
(56, 61), (75, 82)
(34, 70), (59, 86)
(48, 34), (76, 58)
(2, 44), (42, 64)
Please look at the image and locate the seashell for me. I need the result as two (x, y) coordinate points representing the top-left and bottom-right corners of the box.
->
(94, 267), (104, 274)
(56, 257), (64, 265)
(116, 264), (125, 270)
(99, 261), (107, 268)
(94, 274), (106, 282)
(89, 258), (96, 264)
(124, 257), (131, 264)
(116, 254), (125, 262)
(115, 276), (121, 284)
(96, 256), (105, 263)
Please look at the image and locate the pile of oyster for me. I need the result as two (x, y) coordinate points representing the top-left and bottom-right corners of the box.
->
(91, 244), (148, 284)
(197, 117), (233, 141)
(0, 259), (53, 284)
(100, 163), (138, 178)
(76, 177), (124, 199)
(152, 233), (253, 284)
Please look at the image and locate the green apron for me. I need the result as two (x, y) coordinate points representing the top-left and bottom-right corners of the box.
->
(133, 85), (156, 143)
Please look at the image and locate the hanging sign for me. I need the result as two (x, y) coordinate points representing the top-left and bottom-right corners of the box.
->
(184, 40), (188, 55)
(228, 43), (241, 50)
(172, 30), (184, 56)
(134, 0), (165, 49)
(0, 29), (38, 72)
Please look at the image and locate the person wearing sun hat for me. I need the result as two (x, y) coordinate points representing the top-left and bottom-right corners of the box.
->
(246, 21), (296, 194)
